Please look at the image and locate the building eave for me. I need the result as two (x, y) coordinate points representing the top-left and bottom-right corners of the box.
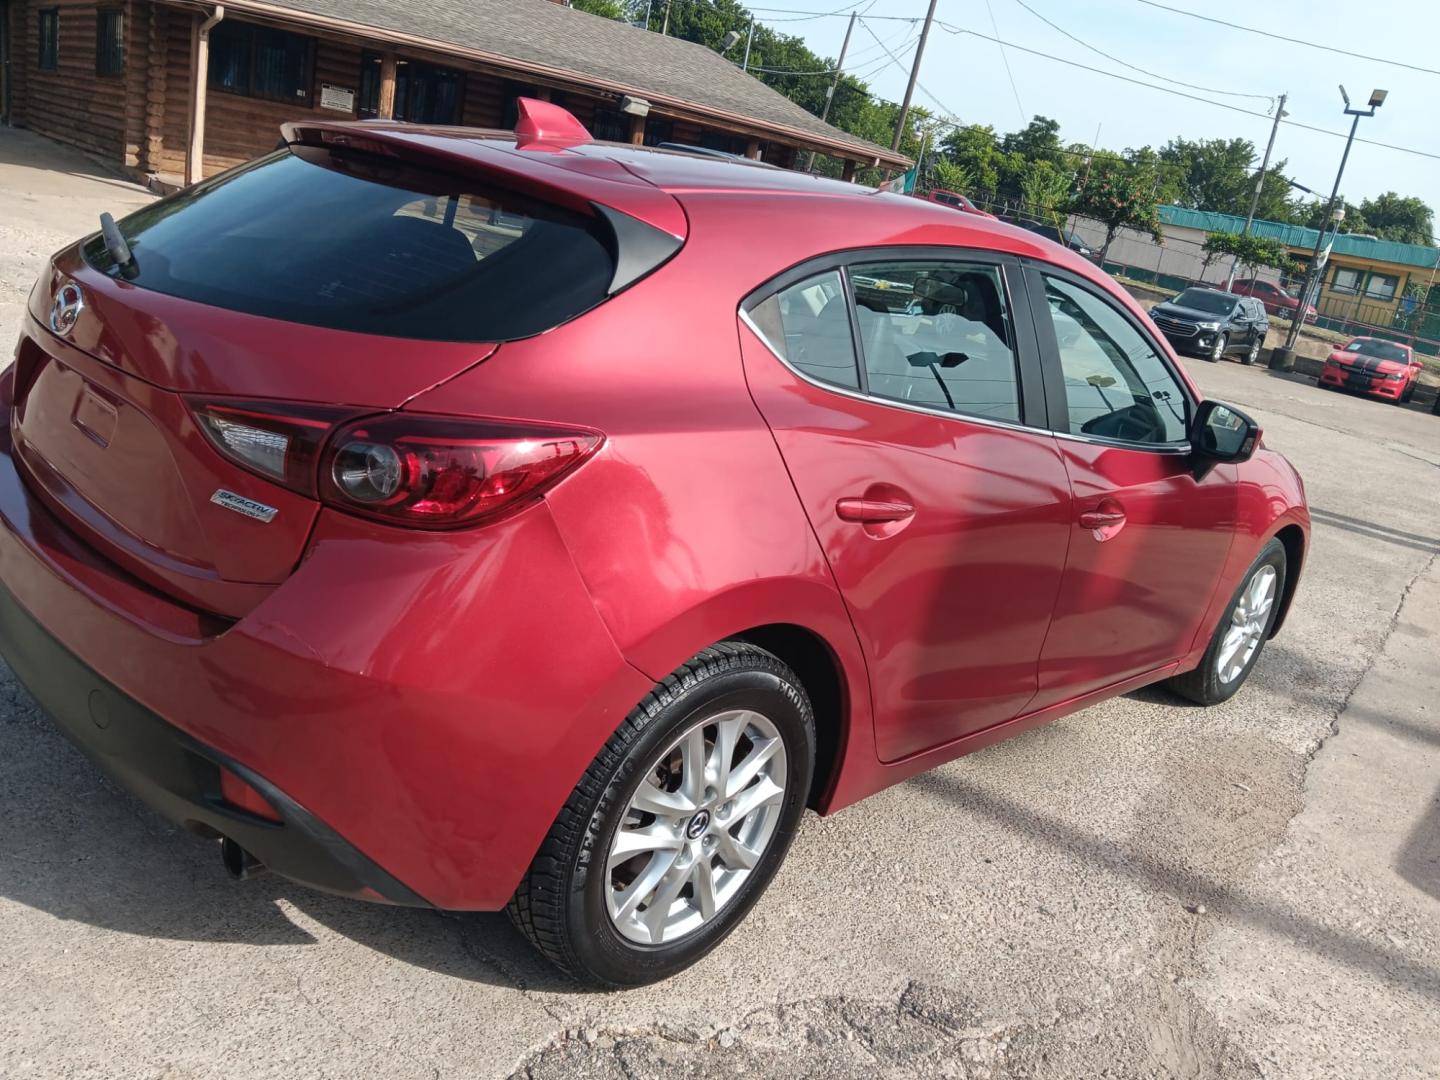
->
(161, 0), (907, 168)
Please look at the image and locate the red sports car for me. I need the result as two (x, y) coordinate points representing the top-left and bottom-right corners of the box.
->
(1318, 337), (1424, 403)
(1229, 277), (1318, 324)
(0, 100), (1308, 987)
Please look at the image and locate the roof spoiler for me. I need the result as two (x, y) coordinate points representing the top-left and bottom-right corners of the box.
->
(280, 119), (687, 241)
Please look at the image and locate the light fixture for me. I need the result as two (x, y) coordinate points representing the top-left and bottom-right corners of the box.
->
(720, 30), (741, 53)
(1368, 88), (1388, 108)
(619, 95), (650, 117)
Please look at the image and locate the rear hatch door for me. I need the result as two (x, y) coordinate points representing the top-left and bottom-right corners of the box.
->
(13, 135), (682, 616)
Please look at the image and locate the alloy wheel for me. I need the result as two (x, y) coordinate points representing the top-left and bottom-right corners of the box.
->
(1217, 565), (1277, 684)
(1211, 334), (1227, 362)
(606, 709), (787, 945)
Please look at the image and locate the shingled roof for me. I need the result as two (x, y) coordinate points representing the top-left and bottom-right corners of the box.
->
(221, 0), (906, 166)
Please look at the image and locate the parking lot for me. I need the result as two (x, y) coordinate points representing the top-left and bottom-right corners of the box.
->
(0, 129), (1437, 1079)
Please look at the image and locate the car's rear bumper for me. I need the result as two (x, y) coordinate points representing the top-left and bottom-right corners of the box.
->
(0, 581), (427, 904)
(0, 370), (651, 910)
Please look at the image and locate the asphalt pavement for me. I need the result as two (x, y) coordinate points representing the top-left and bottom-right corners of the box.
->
(0, 127), (1436, 1079)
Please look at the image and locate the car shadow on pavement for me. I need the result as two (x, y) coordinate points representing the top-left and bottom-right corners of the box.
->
(0, 709), (581, 993)
(907, 769), (1440, 1004)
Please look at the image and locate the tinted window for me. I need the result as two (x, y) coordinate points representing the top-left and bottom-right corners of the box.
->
(1172, 288), (1238, 315)
(851, 261), (1020, 423)
(1044, 276), (1188, 444)
(38, 8), (59, 71)
(749, 271), (859, 390)
(359, 53), (463, 124)
(83, 147), (617, 343)
(96, 9), (124, 76)
(209, 21), (313, 104)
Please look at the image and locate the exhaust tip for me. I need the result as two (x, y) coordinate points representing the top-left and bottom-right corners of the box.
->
(220, 837), (265, 880)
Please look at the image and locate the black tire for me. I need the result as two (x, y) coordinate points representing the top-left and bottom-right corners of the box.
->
(1243, 338), (1261, 366)
(1206, 333), (1227, 363)
(507, 642), (815, 987)
(1166, 538), (1286, 706)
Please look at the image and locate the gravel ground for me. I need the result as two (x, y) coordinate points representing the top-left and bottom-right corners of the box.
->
(0, 127), (1436, 1079)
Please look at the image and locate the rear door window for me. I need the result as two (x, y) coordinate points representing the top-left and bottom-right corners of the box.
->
(83, 146), (617, 342)
(850, 261), (1021, 423)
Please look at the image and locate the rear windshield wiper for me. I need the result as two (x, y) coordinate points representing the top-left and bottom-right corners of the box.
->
(100, 212), (138, 278)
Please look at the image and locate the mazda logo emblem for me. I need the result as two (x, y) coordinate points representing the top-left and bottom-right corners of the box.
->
(49, 283), (85, 335)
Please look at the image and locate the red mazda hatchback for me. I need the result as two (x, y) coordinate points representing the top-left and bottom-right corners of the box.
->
(0, 102), (1308, 986)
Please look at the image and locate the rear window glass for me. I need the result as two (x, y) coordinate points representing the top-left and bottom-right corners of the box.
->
(83, 146), (617, 342)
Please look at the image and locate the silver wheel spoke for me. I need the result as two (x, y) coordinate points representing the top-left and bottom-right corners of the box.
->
(715, 830), (761, 870)
(642, 861), (692, 943)
(707, 713), (745, 797)
(692, 859), (718, 920)
(725, 737), (781, 800)
(680, 727), (707, 805)
(630, 778), (695, 819)
(614, 849), (678, 922)
(729, 776), (784, 825)
(609, 824), (684, 869)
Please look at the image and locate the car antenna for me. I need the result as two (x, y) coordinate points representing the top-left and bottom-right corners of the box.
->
(99, 212), (137, 277)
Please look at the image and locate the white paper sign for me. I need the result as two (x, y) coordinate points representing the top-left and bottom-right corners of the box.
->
(320, 84), (356, 113)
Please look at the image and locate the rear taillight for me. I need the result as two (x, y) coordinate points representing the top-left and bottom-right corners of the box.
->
(190, 398), (602, 529)
(192, 399), (354, 499)
(318, 414), (602, 529)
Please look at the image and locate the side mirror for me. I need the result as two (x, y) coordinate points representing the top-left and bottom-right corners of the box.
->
(1192, 400), (1261, 464)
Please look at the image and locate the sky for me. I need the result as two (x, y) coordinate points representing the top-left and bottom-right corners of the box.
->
(748, 0), (1440, 230)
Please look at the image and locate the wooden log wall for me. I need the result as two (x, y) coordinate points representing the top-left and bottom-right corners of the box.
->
(5, 1), (822, 182)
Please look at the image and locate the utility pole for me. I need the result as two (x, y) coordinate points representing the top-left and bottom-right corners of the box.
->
(742, 16), (755, 71)
(805, 11), (856, 173)
(891, 0), (939, 154)
(661, 0), (672, 35)
(1225, 92), (1286, 289)
(1272, 86), (1387, 370)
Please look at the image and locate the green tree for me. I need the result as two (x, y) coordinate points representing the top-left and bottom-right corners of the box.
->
(1356, 192), (1435, 245)
(1019, 160), (1072, 225)
(1066, 153), (1164, 264)
(1200, 231), (1296, 281)
(572, 0), (627, 17)
(939, 124), (1003, 193)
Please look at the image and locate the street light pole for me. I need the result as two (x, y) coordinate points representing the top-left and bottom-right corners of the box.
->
(805, 11), (856, 174)
(1225, 92), (1286, 290)
(1270, 86), (1387, 370)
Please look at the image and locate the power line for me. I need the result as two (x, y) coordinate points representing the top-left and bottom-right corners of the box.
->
(1131, 0), (1440, 77)
(984, 0), (1027, 124)
(934, 22), (1440, 163)
(1010, 0), (1275, 102)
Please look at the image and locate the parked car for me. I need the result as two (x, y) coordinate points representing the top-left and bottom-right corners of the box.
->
(919, 188), (998, 219)
(1149, 288), (1270, 364)
(0, 99), (1309, 988)
(1229, 277), (1317, 324)
(1318, 337), (1423, 404)
(1018, 219), (1095, 259)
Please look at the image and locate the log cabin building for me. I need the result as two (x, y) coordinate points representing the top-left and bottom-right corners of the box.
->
(0, 0), (903, 190)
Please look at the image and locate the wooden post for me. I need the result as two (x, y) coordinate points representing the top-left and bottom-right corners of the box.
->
(186, 6), (224, 186)
(628, 113), (645, 145)
(377, 53), (397, 119)
(744, 138), (761, 161)
(841, 159), (857, 182)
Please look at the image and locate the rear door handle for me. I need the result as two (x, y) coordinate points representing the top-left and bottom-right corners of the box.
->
(836, 497), (915, 523)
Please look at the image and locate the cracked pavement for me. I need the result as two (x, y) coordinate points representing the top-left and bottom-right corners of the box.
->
(0, 128), (1437, 1078)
